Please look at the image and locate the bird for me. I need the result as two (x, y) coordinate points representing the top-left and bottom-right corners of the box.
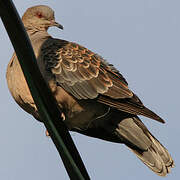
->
(6, 5), (174, 176)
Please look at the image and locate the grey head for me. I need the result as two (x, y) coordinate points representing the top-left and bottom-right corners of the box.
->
(22, 5), (63, 31)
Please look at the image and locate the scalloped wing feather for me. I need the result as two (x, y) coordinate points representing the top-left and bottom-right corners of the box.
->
(41, 39), (133, 100)
(40, 38), (165, 123)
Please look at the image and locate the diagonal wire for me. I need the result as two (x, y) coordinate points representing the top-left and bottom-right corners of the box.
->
(0, 0), (90, 179)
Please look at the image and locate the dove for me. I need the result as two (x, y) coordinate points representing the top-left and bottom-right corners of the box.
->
(6, 5), (174, 176)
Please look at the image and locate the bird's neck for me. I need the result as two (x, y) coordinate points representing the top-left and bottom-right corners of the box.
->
(26, 28), (49, 37)
(26, 30), (51, 56)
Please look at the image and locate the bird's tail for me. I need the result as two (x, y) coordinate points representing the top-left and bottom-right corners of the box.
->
(115, 116), (174, 176)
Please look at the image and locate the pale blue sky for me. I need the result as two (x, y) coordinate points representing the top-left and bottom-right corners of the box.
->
(0, 0), (179, 179)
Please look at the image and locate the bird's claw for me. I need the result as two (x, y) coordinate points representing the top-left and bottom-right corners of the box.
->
(45, 112), (66, 137)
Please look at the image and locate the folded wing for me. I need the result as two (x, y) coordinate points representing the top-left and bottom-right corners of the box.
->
(40, 38), (164, 123)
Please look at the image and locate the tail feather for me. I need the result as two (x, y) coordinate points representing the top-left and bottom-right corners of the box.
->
(131, 134), (174, 176)
(115, 116), (174, 176)
(73, 113), (174, 176)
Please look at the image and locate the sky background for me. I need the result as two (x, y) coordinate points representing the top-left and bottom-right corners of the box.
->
(0, 0), (179, 179)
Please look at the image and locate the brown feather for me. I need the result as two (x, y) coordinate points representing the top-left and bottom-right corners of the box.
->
(41, 39), (133, 100)
(41, 38), (165, 122)
(97, 95), (165, 123)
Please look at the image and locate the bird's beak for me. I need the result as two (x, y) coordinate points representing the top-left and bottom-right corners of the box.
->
(51, 20), (64, 30)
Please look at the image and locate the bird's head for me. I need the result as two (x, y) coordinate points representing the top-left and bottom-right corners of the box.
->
(22, 5), (63, 31)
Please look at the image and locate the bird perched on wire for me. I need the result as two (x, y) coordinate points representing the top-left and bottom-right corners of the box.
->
(6, 5), (174, 176)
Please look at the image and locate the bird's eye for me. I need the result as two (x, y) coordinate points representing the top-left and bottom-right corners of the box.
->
(36, 12), (43, 18)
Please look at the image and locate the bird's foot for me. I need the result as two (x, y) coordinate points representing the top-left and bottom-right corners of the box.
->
(61, 112), (66, 121)
(46, 130), (50, 137)
(45, 112), (66, 137)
